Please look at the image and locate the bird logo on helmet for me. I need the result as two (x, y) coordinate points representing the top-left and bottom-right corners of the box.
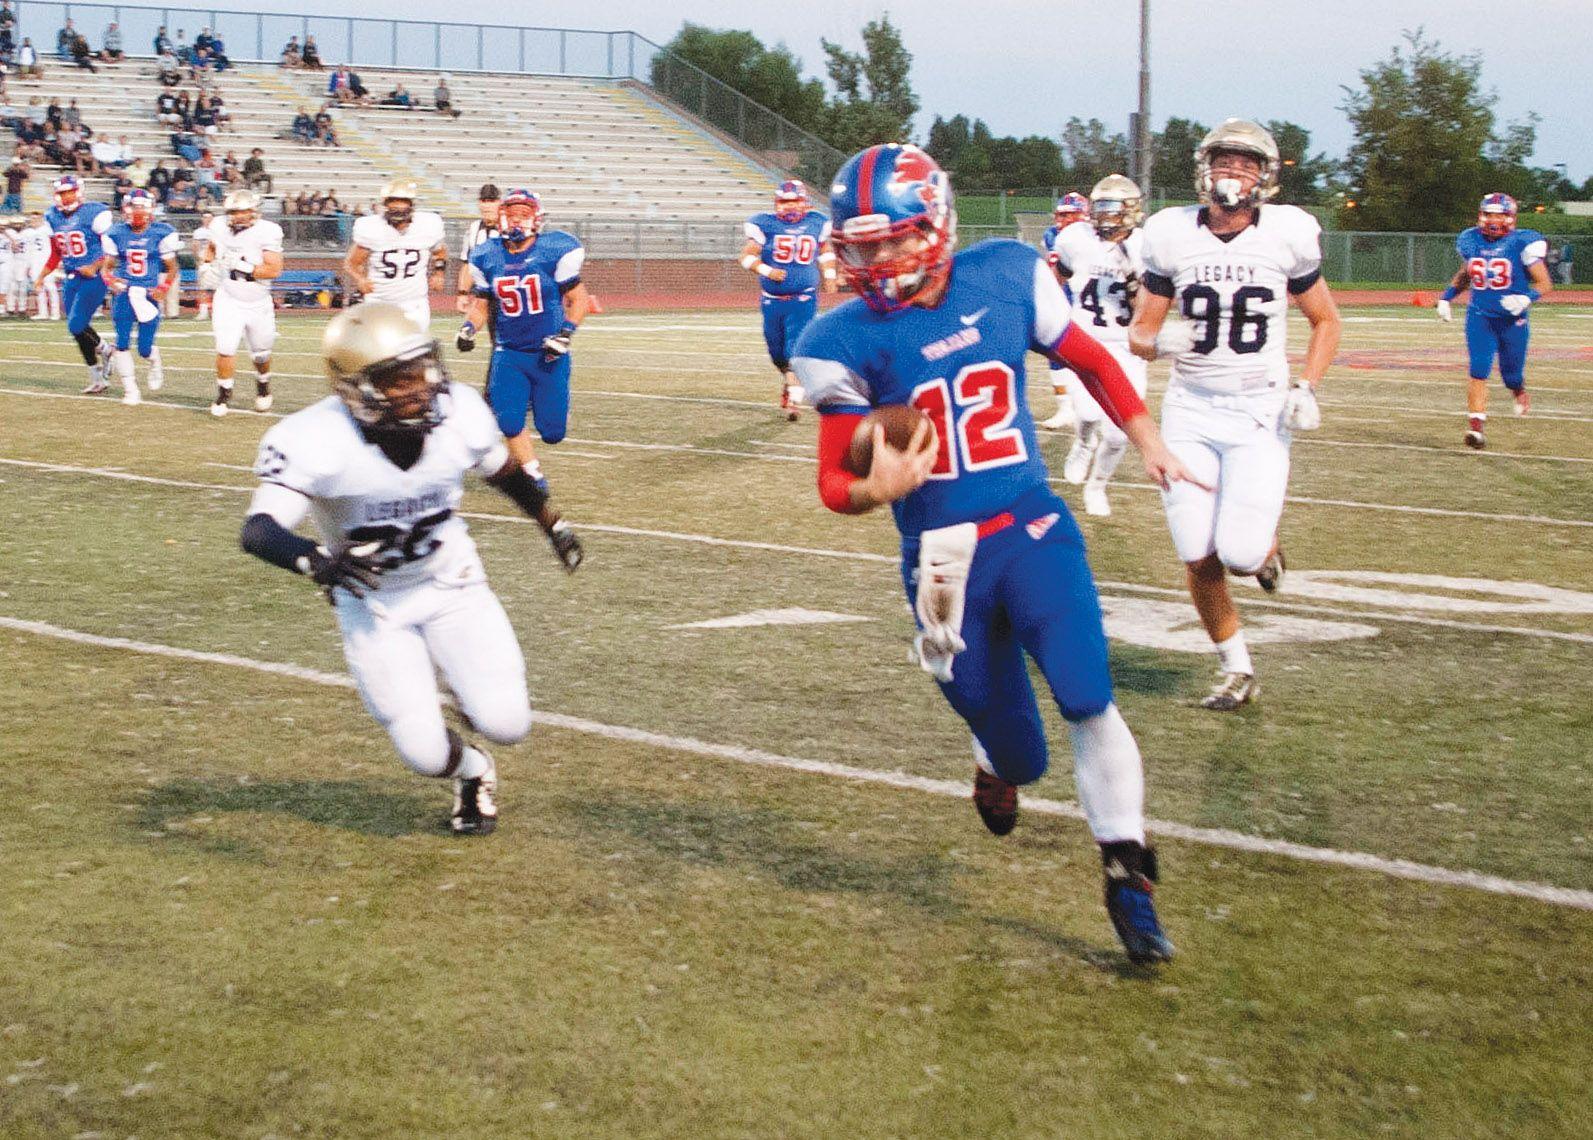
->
(123, 188), (157, 229)
(323, 301), (451, 434)
(53, 175), (84, 214)
(223, 188), (261, 232)
(498, 188), (544, 244)
(1478, 192), (1518, 240)
(1195, 119), (1281, 209)
(774, 179), (810, 223)
(829, 143), (956, 313)
(1055, 192), (1090, 224)
(1088, 175), (1144, 241)
(380, 180), (418, 228)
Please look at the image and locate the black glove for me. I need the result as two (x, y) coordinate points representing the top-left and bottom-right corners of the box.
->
(541, 321), (576, 364)
(306, 540), (384, 598)
(456, 321), (476, 353)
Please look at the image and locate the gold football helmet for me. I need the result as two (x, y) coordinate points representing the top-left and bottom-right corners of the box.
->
(379, 180), (418, 226)
(222, 188), (260, 232)
(1089, 174), (1144, 241)
(1195, 119), (1280, 208)
(323, 302), (450, 433)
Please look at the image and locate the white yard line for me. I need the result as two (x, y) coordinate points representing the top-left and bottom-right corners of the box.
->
(3, 614), (1588, 911)
(4, 456), (1590, 645)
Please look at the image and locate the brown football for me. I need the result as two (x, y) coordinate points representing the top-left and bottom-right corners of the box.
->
(842, 404), (933, 477)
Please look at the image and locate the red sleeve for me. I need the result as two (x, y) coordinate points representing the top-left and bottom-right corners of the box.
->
(816, 411), (866, 514)
(39, 243), (61, 278)
(1046, 323), (1149, 428)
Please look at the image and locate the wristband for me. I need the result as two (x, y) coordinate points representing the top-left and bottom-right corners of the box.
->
(558, 321), (577, 338)
(1525, 287), (1541, 303)
(739, 253), (758, 271)
(1440, 286), (1458, 302)
(460, 321), (476, 337)
(755, 263), (776, 279)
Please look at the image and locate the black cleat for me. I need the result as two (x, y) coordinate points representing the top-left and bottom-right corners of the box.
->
(546, 518), (583, 573)
(1255, 549), (1285, 593)
(451, 755), (498, 836)
(973, 768), (1018, 836)
(1102, 842), (1175, 965)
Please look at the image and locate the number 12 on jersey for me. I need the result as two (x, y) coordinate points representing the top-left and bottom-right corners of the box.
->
(494, 274), (544, 316)
(910, 362), (1027, 479)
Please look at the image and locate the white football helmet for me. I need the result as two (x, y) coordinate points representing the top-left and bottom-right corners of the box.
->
(379, 180), (418, 227)
(1089, 175), (1144, 241)
(223, 189), (261, 232)
(1195, 119), (1280, 209)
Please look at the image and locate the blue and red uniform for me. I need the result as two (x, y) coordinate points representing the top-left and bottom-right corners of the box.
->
(1453, 225), (1548, 390)
(103, 219), (178, 357)
(44, 199), (113, 335)
(745, 208), (832, 370)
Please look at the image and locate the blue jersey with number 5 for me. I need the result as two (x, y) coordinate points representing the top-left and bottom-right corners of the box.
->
(744, 210), (831, 299)
(792, 240), (1072, 538)
(103, 221), (179, 287)
(468, 230), (584, 353)
(1456, 226), (1547, 320)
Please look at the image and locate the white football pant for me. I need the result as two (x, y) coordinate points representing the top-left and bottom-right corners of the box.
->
(1159, 384), (1291, 573)
(334, 578), (532, 776)
(212, 291), (278, 357)
(1067, 344), (1148, 483)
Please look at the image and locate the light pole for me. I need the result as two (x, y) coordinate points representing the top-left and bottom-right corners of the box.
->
(1134, 0), (1152, 193)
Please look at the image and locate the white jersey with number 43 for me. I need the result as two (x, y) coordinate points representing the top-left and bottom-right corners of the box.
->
(1140, 203), (1322, 394)
(251, 384), (510, 590)
(1054, 226), (1144, 347)
(353, 211), (446, 308)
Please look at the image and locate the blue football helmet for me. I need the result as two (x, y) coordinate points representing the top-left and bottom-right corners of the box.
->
(123, 188), (157, 227)
(53, 174), (84, 213)
(1478, 192), (1517, 239)
(828, 143), (955, 313)
(774, 179), (810, 223)
(499, 188), (544, 243)
(1054, 192), (1090, 224)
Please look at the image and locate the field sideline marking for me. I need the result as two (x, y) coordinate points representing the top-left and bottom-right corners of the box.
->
(2, 615), (1588, 912)
(4, 456), (1591, 645)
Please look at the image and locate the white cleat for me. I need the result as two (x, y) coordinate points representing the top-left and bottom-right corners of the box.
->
(147, 369), (163, 392)
(1062, 426), (1100, 485)
(1083, 482), (1111, 517)
(1038, 402), (1077, 431)
(121, 386), (141, 407)
(255, 393), (274, 413)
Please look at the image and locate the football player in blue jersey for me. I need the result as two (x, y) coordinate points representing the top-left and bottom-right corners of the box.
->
(793, 144), (1204, 965)
(739, 179), (837, 420)
(458, 187), (585, 570)
(35, 175), (115, 393)
(1036, 192), (1091, 430)
(97, 189), (179, 406)
(1436, 193), (1554, 449)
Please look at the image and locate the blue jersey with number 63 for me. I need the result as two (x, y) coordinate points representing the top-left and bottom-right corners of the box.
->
(468, 230), (585, 353)
(1455, 226), (1547, 320)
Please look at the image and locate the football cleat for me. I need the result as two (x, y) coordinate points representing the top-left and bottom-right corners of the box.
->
(780, 383), (800, 422)
(211, 386), (232, 417)
(255, 382), (273, 413)
(1464, 418), (1485, 450)
(120, 386), (141, 407)
(450, 751), (498, 836)
(1082, 482), (1111, 517)
(1062, 423), (1101, 485)
(1513, 390), (1530, 417)
(972, 768), (1018, 836)
(81, 377), (109, 395)
(545, 517), (583, 573)
(147, 367), (164, 392)
(1038, 399), (1076, 431)
(1201, 671), (1257, 711)
(1102, 842), (1174, 964)
(1255, 549), (1286, 593)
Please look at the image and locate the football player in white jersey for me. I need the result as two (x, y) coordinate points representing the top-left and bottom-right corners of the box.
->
(1129, 119), (1341, 711)
(205, 190), (284, 416)
(1052, 175), (1149, 517)
(20, 213), (59, 320)
(192, 210), (220, 320)
(1038, 192), (1091, 430)
(0, 221), (17, 316)
(240, 303), (576, 834)
(346, 181), (448, 331)
(456, 183), (501, 317)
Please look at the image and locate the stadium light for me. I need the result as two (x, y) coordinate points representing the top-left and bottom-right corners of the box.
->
(1133, 0), (1152, 191)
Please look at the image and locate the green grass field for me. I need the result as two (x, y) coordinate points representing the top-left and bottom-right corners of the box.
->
(1, 303), (1590, 1137)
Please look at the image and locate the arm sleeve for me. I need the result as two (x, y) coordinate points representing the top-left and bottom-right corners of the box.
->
(1284, 209), (1324, 294)
(816, 411), (865, 514)
(1139, 215), (1176, 297)
(1028, 255), (1075, 348)
(1047, 323), (1148, 427)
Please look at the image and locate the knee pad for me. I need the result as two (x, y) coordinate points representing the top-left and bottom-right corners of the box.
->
(472, 705), (532, 746)
(251, 350), (272, 366)
(1218, 542), (1272, 577)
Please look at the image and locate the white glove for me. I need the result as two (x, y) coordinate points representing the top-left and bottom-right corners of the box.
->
(1153, 321), (1197, 359)
(913, 523), (977, 683)
(1500, 294), (1531, 317)
(1283, 381), (1321, 432)
(1435, 298), (1452, 322)
(128, 285), (160, 323)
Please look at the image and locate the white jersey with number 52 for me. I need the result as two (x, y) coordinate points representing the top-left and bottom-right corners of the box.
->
(1054, 226), (1144, 347)
(1140, 203), (1322, 394)
(353, 211), (446, 309)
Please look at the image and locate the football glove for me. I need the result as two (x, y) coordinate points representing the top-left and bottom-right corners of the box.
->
(913, 522), (977, 683)
(1500, 294), (1531, 317)
(1435, 298), (1453, 322)
(541, 323), (576, 363)
(305, 540), (384, 599)
(1153, 322), (1197, 359)
(1283, 380), (1321, 432)
(456, 321), (476, 353)
(1121, 270), (1141, 303)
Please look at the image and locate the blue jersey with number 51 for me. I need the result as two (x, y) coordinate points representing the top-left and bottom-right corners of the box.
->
(468, 230), (584, 353)
(1456, 226), (1547, 320)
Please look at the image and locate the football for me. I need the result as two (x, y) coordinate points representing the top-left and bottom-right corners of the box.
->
(842, 404), (934, 477)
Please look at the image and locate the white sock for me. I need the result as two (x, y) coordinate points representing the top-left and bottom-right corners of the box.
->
(217, 378), (234, 392)
(147, 347), (163, 372)
(1089, 438), (1128, 485)
(972, 736), (997, 777)
(114, 351), (135, 386)
(1215, 630), (1253, 676)
(256, 371), (272, 389)
(1066, 704), (1145, 844)
(455, 745), (491, 781)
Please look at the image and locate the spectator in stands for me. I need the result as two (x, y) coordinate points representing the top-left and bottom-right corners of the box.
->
(194, 149), (222, 201)
(314, 105), (340, 147)
(302, 189), (323, 215)
(0, 93), (20, 130)
(1561, 242), (1575, 286)
(174, 90), (194, 129)
(221, 149), (242, 187)
(320, 189), (343, 215)
(2, 152), (27, 214)
(154, 26), (173, 56)
(301, 35), (322, 70)
(158, 48), (182, 85)
(102, 22), (124, 62)
(174, 30), (191, 65)
(172, 127), (203, 163)
(56, 18), (74, 58)
(45, 97), (63, 129)
(71, 31), (97, 72)
(147, 159), (173, 203)
(25, 94), (45, 126)
(111, 170), (133, 208)
(53, 121), (82, 162)
(329, 66), (354, 104)
(291, 108), (315, 145)
(209, 32), (230, 71)
(211, 91), (231, 130)
(16, 38), (40, 77)
(90, 134), (124, 171)
(69, 130), (97, 175)
(1, 25), (13, 68)
(348, 70), (373, 106)
(243, 147), (272, 194)
(125, 158), (149, 190)
(166, 178), (198, 213)
(433, 76), (463, 118)
(381, 84), (414, 109)
(0, 3), (15, 39)
(280, 36), (302, 69)
(63, 98), (83, 130)
(111, 134), (137, 168)
(193, 94), (220, 139)
(157, 89), (181, 125)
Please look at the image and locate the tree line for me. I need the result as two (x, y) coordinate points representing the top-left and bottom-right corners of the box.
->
(658, 21), (1587, 232)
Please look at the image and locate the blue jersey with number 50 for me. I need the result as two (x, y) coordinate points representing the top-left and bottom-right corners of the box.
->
(744, 210), (831, 299)
(1456, 226), (1547, 320)
(468, 230), (584, 353)
(792, 240), (1072, 538)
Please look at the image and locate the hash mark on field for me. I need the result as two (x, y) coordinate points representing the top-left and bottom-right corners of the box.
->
(2, 615), (1589, 911)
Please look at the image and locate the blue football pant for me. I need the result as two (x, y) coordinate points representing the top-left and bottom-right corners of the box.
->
(1466, 308), (1530, 389)
(901, 490), (1114, 787)
(111, 293), (160, 356)
(486, 347), (570, 443)
(760, 294), (817, 371)
(62, 273), (108, 337)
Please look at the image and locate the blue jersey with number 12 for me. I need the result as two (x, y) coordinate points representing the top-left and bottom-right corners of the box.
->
(468, 230), (585, 353)
(1456, 226), (1547, 320)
